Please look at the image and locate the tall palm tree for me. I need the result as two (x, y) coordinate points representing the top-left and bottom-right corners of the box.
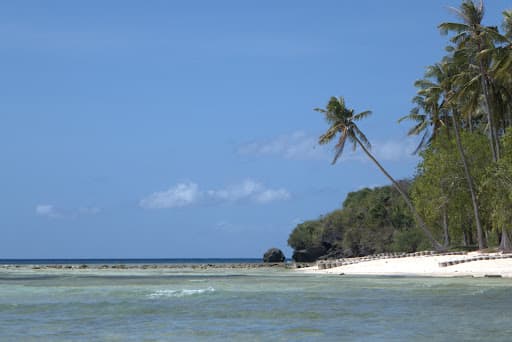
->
(316, 96), (444, 251)
(439, 0), (509, 162)
(426, 61), (487, 249)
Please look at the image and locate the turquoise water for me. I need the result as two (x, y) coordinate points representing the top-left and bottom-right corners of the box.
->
(1, 267), (512, 341)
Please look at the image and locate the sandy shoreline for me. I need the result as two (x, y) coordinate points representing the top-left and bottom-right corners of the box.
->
(297, 252), (512, 278)
(3, 253), (512, 278)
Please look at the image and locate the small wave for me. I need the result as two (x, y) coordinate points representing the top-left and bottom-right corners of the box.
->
(148, 287), (215, 298)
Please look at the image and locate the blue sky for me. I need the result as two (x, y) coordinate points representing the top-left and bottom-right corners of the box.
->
(0, 1), (507, 258)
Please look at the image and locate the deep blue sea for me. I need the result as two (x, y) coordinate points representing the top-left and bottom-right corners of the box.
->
(0, 258), (261, 265)
(1, 259), (512, 341)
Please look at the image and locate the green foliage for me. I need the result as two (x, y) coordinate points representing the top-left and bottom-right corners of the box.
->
(287, 220), (324, 250)
(287, 183), (428, 256)
(480, 130), (512, 235)
(391, 229), (432, 253)
(412, 130), (491, 246)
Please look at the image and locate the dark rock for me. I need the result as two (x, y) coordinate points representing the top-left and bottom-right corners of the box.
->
(292, 246), (327, 262)
(318, 248), (345, 260)
(263, 248), (286, 263)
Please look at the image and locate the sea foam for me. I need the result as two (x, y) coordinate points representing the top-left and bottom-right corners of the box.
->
(148, 287), (215, 298)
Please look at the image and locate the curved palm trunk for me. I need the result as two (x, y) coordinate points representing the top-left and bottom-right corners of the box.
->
(452, 110), (486, 250)
(353, 136), (444, 251)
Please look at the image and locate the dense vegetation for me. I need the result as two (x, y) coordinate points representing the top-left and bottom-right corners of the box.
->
(289, 1), (512, 260)
(288, 182), (433, 260)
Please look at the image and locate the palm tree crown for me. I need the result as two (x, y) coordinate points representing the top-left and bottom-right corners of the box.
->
(315, 96), (372, 164)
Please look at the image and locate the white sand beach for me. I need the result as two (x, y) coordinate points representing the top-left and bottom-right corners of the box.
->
(298, 252), (512, 278)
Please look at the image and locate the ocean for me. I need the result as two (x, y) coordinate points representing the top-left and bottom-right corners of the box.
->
(1, 260), (512, 341)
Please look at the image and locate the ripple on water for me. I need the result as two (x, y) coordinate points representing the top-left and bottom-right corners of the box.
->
(147, 287), (215, 299)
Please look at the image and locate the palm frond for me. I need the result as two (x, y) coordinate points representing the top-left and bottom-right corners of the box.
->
(408, 121), (428, 136)
(352, 110), (372, 121)
(439, 22), (469, 35)
(318, 126), (338, 145)
(350, 135), (358, 152)
(503, 10), (512, 38)
(458, 74), (482, 99)
(414, 79), (438, 89)
(484, 26), (510, 44)
(413, 129), (431, 155)
(352, 125), (371, 150)
(398, 111), (423, 124)
(331, 129), (347, 165)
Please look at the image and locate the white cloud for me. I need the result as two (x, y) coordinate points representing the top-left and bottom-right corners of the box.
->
(36, 204), (62, 219)
(335, 138), (418, 163)
(372, 139), (417, 162)
(237, 131), (328, 161)
(238, 131), (418, 163)
(35, 204), (101, 219)
(208, 179), (290, 203)
(140, 179), (290, 209)
(207, 179), (262, 202)
(254, 188), (291, 203)
(139, 182), (201, 209)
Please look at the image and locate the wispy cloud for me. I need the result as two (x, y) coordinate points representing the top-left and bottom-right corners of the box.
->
(35, 204), (101, 219)
(370, 140), (417, 162)
(36, 205), (63, 219)
(237, 131), (328, 161)
(238, 131), (418, 163)
(214, 220), (241, 233)
(140, 179), (290, 209)
(207, 179), (290, 204)
(139, 183), (201, 209)
(339, 139), (417, 163)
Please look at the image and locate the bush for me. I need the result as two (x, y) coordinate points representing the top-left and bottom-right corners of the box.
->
(391, 229), (430, 253)
(287, 220), (323, 250)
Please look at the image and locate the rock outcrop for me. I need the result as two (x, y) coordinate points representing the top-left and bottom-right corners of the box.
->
(263, 248), (286, 263)
(292, 246), (327, 262)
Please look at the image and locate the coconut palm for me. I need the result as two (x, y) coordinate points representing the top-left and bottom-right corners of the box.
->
(398, 77), (449, 153)
(316, 96), (444, 251)
(423, 60), (488, 249)
(439, 0), (509, 161)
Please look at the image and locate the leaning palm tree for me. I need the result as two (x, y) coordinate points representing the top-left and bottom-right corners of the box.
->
(316, 96), (444, 251)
